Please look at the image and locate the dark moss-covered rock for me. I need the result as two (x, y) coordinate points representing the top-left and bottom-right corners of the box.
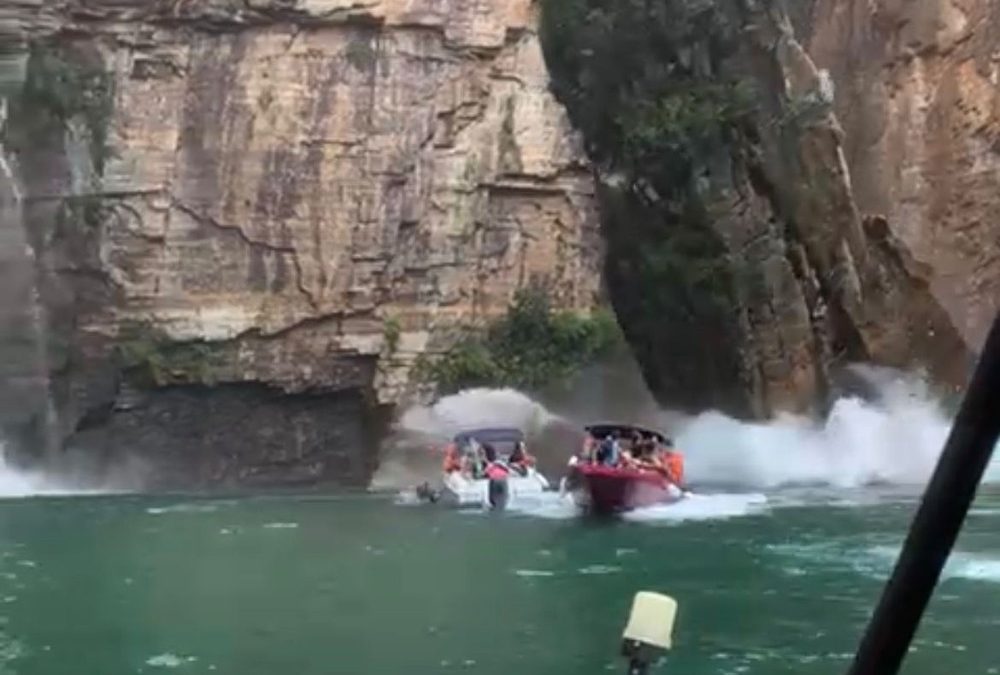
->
(539, 0), (970, 417)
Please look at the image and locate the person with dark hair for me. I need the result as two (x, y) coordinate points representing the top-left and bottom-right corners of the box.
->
(508, 441), (533, 476)
(596, 434), (620, 466)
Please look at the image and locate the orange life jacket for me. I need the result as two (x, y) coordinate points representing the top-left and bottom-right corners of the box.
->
(442, 443), (462, 473)
(664, 452), (684, 485)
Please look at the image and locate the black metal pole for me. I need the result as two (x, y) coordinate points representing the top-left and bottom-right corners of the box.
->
(847, 312), (1000, 675)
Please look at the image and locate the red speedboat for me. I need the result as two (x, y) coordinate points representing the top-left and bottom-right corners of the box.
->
(562, 423), (685, 514)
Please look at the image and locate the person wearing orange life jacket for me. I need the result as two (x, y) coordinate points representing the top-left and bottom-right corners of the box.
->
(442, 442), (462, 473)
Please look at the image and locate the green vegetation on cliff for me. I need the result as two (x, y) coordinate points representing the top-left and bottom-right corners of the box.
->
(416, 287), (621, 394)
(539, 0), (759, 412)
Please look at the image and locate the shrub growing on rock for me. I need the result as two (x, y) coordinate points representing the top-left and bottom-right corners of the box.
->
(417, 286), (621, 394)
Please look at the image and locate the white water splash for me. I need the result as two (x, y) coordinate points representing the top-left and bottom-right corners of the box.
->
(0, 441), (79, 498)
(865, 545), (1000, 584)
(372, 387), (569, 491)
(677, 367), (1000, 489)
(623, 492), (769, 524)
(395, 387), (561, 439)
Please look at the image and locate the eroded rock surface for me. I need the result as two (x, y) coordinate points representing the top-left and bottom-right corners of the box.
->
(806, 0), (1000, 351)
(0, 0), (601, 487)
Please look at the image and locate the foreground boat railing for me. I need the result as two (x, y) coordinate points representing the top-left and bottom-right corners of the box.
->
(620, 310), (1000, 675)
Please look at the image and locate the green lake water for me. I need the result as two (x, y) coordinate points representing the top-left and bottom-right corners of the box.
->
(0, 488), (997, 675)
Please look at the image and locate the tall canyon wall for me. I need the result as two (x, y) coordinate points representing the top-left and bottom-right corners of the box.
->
(0, 0), (601, 488)
(805, 0), (1000, 351)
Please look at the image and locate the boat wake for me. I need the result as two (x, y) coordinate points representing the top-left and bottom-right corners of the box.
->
(451, 489), (770, 525)
(621, 492), (768, 524)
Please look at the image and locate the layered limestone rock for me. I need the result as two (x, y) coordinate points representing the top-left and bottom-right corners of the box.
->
(805, 0), (1000, 353)
(1, 0), (601, 487)
(734, 1), (971, 411)
(541, 0), (970, 418)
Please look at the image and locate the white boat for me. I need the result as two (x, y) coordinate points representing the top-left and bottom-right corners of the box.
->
(423, 427), (550, 510)
(440, 463), (551, 509)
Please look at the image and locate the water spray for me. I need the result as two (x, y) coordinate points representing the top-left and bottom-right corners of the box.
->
(846, 311), (1000, 674)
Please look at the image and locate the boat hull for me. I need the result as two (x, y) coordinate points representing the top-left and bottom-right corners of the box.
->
(440, 469), (550, 509)
(569, 464), (681, 514)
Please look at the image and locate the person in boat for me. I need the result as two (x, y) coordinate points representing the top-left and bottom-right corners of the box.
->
(508, 441), (534, 476)
(595, 434), (620, 466)
(630, 429), (644, 456)
(632, 437), (660, 471)
(661, 439), (685, 487)
(461, 437), (485, 479)
(461, 441), (496, 480)
(579, 434), (597, 464)
(442, 442), (462, 474)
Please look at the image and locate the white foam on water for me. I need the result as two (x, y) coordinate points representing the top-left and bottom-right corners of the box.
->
(507, 492), (580, 519)
(146, 503), (220, 515)
(769, 540), (1000, 585)
(865, 545), (1000, 584)
(676, 366), (1000, 489)
(513, 569), (556, 578)
(262, 522), (299, 530)
(622, 492), (769, 524)
(577, 564), (622, 575)
(502, 488), (768, 524)
(145, 653), (197, 668)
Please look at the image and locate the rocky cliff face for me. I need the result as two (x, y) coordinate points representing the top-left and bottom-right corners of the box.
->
(539, 0), (971, 418)
(0, 0), (601, 488)
(727, 0), (972, 413)
(804, 0), (1000, 353)
(1, 0), (991, 488)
